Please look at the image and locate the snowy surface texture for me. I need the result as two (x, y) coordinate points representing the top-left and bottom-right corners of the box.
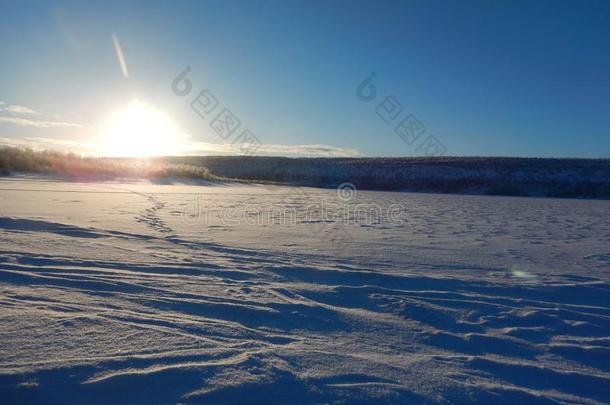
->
(1, 175), (610, 404)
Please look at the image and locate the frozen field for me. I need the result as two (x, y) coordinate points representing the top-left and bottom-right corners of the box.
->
(1, 175), (610, 404)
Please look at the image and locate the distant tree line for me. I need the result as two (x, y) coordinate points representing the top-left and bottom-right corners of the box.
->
(0, 147), (215, 180)
(2, 147), (609, 198)
(173, 156), (610, 199)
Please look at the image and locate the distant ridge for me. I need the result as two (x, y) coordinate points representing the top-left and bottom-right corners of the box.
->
(172, 156), (610, 199)
(2, 146), (609, 199)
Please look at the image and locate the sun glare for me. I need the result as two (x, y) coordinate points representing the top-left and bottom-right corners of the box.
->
(99, 100), (184, 157)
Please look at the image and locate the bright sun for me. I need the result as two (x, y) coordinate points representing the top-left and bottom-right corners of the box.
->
(99, 100), (184, 157)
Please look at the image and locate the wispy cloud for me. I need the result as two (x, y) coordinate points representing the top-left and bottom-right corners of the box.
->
(0, 101), (84, 129)
(112, 34), (129, 79)
(0, 136), (94, 150)
(247, 143), (361, 157)
(185, 141), (361, 157)
(0, 102), (37, 115)
(0, 116), (83, 128)
(0, 135), (361, 158)
(0, 100), (359, 157)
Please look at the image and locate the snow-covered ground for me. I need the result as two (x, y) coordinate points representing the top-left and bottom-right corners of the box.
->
(1, 175), (610, 404)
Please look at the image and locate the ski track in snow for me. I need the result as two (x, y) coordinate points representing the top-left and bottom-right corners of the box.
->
(0, 176), (610, 404)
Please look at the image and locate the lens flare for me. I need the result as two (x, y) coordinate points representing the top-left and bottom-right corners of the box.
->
(99, 100), (184, 157)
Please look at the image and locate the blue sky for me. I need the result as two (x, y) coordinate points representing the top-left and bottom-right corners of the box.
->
(1, 0), (609, 157)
